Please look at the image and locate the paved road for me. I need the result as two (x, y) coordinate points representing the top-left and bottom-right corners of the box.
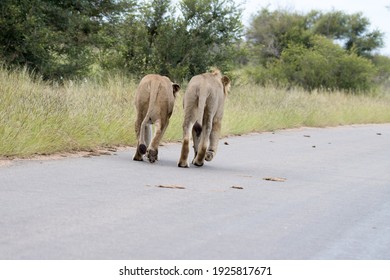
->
(1, 124), (390, 260)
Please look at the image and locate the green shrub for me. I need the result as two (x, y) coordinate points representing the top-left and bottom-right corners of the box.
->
(245, 35), (377, 92)
(336, 52), (377, 92)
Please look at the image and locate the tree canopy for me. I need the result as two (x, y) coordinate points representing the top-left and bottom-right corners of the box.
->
(247, 8), (384, 61)
(0, 0), (136, 79)
(0, 0), (242, 81)
(0, 1), (389, 92)
(245, 8), (387, 91)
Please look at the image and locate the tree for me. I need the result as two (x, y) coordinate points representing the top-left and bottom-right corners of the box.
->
(0, 0), (136, 80)
(312, 11), (384, 56)
(247, 8), (385, 64)
(246, 8), (312, 63)
(0, 0), (243, 81)
(245, 8), (383, 91)
(119, 0), (243, 81)
(369, 55), (390, 88)
(251, 35), (377, 91)
(176, 0), (243, 78)
(0, 0), (53, 74)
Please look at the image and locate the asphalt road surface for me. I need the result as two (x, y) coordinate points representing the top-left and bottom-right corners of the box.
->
(1, 124), (389, 260)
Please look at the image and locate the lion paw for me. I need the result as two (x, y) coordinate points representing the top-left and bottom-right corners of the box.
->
(192, 158), (204, 167)
(146, 149), (158, 163)
(133, 153), (144, 161)
(205, 151), (214, 161)
(178, 161), (189, 168)
(138, 144), (147, 155)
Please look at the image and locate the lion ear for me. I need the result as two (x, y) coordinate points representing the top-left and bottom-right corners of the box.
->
(172, 83), (180, 97)
(221, 76), (230, 87)
(221, 76), (231, 95)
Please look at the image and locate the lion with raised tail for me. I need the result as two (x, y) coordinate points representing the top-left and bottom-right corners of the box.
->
(178, 69), (231, 168)
(133, 74), (180, 163)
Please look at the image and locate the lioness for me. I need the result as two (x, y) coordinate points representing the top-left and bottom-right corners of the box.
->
(133, 74), (180, 163)
(178, 69), (230, 167)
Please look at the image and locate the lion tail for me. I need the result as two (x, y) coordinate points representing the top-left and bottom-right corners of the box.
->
(146, 79), (160, 119)
(138, 80), (161, 154)
(195, 88), (208, 133)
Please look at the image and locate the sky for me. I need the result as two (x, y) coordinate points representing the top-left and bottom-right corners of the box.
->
(240, 0), (390, 55)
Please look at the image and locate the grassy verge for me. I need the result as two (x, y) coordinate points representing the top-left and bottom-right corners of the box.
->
(223, 84), (390, 135)
(1, 67), (390, 158)
(0, 68), (137, 157)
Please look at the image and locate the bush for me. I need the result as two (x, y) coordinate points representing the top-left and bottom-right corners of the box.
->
(246, 35), (377, 92)
(336, 53), (377, 92)
(371, 55), (390, 91)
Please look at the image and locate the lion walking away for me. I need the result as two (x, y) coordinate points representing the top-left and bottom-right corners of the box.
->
(178, 69), (231, 168)
(133, 74), (180, 163)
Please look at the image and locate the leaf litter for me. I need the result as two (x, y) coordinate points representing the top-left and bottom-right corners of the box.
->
(263, 177), (287, 182)
(157, 184), (186, 189)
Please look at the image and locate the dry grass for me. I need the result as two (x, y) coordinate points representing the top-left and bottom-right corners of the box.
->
(1, 67), (390, 158)
(0, 68), (136, 157)
(223, 84), (390, 135)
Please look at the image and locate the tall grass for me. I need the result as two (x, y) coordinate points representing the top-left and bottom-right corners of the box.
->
(0, 68), (137, 157)
(223, 84), (390, 135)
(1, 67), (390, 158)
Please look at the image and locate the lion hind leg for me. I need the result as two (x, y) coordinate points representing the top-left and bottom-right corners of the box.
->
(179, 94), (199, 168)
(205, 118), (222, 162)
(193, 113), (212, 167)
(145, 123), (152, 148)
(147, 119), (165, 163)
(137, 122), (152, 157)
(192, 121), (202, 157)
(133, 111), (147, 161)
(178, 117), (197, 168)
(192, 132), (210, 166)
(136, 115), (152, 155)
(178, 122), (193, 168)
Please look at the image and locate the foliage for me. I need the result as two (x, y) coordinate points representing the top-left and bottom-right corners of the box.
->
(246, 9), (311, 61)
(0, 0), (136, 80)
(175, 0), (243, 79)
(245, 8), (384, 91)
(311, 10), (384, 56)
(279, 36), (376, 91)
(122, 0), (244, 80)
(0, 1), (389, 91)
(0, 0), (242, 81)
(371, 55), (390, 90)
(247, 8), (384, 63)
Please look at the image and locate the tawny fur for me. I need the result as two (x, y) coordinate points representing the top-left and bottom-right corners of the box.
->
(178, 70), (230, 167)
(133, 74), (180, 163)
